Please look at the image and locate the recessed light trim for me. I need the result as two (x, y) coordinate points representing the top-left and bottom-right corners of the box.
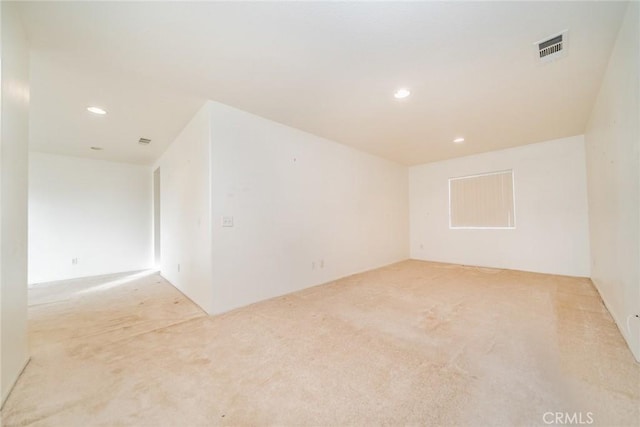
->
(453, 137), (465, 143)
(90, 146), (103, 151)
(394, 88), (411, 99)
(87, 106), (107, 115)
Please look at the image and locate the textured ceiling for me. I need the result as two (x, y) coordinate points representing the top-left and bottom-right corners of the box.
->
(19, 1), (628, 165)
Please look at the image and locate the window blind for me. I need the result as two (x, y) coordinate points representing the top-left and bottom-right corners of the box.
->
(449, 170), (515, 229)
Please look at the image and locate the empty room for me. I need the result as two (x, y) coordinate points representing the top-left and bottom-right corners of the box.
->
(1, 1), (638, 426)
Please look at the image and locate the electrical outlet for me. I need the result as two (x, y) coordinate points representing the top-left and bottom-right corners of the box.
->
(72, 258), (78, 265)
(312, 261), (315, 270)
(177, 264), (180, 273)
(222, 216), (234, 227)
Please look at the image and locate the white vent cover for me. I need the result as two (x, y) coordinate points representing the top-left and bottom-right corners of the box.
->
(535, 30), (568, 63)
(138, 138), (151, 145)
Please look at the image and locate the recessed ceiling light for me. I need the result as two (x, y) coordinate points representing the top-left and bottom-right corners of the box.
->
(87, 106), (107, 115)
(394, 88), (411, 99)
(453, 137), (465, 143)
(90, 146), (103, 151)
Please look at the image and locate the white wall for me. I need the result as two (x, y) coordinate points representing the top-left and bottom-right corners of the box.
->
(28, 153), (153, 284)
(585, 2), (639, 361)
(208, 101), (409, 314)
(1, 1), (30, 406)
(155, 103), (212, 312)
(410, 135), (590, 277)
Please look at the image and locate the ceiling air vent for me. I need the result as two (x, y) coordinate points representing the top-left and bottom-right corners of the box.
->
(138, 138), (151, 145)
(535, 30), (568, 63)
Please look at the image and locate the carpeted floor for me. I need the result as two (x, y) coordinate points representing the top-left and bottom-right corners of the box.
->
(2, 260), (639, 426)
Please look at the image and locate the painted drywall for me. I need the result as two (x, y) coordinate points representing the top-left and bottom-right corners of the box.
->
(585, 2), (639, 362)
(28, 153), (153, 284)
(1, 1), (30, 406)
(154, 103), (212, 312)
(208, 101), (409, 314)
(410, 135), (590, 277)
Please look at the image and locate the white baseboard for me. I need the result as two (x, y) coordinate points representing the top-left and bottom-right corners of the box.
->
(591, 278), (640, 363)
(1, 356), (31, 410)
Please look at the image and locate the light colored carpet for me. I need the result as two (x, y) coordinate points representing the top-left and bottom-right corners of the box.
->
(1, 260), (638, 426)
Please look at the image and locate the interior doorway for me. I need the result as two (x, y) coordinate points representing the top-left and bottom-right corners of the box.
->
(153, 167), (161, 269)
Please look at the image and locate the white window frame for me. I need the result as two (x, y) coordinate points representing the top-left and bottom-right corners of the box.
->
(448, 169), (516, 230)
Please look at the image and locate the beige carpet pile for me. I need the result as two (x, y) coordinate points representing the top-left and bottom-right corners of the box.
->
(2, 260), (639, 426)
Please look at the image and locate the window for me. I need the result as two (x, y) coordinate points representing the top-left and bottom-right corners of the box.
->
(449, 170), (515, 229)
